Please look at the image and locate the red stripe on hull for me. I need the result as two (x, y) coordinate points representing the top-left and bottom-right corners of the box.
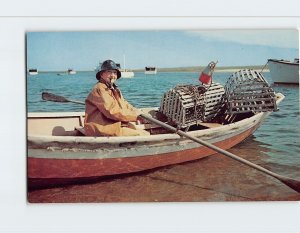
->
(28, 126), (257, 179)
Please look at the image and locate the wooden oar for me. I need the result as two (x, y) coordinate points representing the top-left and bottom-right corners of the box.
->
(41, 92), (300, 193)
(42, 92), (85, 105)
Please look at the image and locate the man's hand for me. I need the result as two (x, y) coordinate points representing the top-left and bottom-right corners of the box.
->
(137, 116), (148, 124)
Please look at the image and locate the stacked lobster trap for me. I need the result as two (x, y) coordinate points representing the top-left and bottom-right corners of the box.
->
(159, 83), (225, 128)
(159, 69), (277, 129)
(223, 69), (277, 114)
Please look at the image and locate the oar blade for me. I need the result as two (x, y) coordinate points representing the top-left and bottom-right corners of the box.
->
(42, 92), (69, 103)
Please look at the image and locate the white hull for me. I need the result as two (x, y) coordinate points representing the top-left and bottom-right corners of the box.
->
(29, 72), (38, 75)
(268, 59), (299, 84)
(145, 70), (157, 74)
(121, 70), (134, 78)
(68, 70), (76, 74)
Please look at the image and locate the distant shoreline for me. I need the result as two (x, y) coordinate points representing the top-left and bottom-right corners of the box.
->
(133, 68), (270, 73)
(36, 66), (270, 73)
(214, 68), (269, 73)
(135, 66), (269, 73)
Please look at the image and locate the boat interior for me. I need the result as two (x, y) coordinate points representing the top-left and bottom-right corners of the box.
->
(27, 108), (255, 137)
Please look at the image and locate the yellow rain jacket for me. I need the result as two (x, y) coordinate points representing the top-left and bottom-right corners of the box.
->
(84, 82), (147, 136)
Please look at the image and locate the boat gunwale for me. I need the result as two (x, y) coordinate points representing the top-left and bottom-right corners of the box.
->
(268, 59), (299, 66)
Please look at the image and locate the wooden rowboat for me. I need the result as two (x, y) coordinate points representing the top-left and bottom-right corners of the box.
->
(27, 93), (285, 182)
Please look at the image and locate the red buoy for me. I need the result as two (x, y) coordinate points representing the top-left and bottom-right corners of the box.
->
(199, 61), (217, 85)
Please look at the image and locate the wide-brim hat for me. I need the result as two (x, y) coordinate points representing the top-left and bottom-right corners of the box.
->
(96, 59), (121, 80)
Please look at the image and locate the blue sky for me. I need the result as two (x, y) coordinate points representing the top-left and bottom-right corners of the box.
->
(26, 30), (299, 71)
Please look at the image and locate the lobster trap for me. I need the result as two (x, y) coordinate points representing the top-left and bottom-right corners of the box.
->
(159, 83), (225, 128)
(224, 69), (277, 114)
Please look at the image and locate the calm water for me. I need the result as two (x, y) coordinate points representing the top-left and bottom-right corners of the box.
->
(27, 71), (300, 179)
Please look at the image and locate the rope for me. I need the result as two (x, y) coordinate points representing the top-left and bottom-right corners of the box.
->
(260, 61), (269, 73)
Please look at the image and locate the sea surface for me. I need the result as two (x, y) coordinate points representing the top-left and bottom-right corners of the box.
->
(27, 71), (300, 201)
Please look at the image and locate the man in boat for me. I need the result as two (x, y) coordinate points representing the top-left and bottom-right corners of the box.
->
(84, 59), (150, 136)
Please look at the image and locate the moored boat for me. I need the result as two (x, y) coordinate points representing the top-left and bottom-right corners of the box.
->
(145, 66), (157, 74)
(28, 69), (38, 75)
(117, 55), (135, 78)
(268, 58), (299, 84)
(27, 92), (284, 181)
(67, 68), (76, 74)
(116, 63), (135, 78)
(120, 70), (135, 78)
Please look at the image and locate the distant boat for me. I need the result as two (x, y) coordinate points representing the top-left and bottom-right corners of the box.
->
(28, 69), (38, 75)
(120, 70), (134, 78)
(145, 67), (157, 74)
(268, 58), (299, 84)
(67, 68), (76, 75)
(116, 63), (134, 78)
(118, 55), (134, 78)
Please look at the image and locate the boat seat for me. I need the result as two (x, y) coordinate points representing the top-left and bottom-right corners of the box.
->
(75, 126), (86, 136)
